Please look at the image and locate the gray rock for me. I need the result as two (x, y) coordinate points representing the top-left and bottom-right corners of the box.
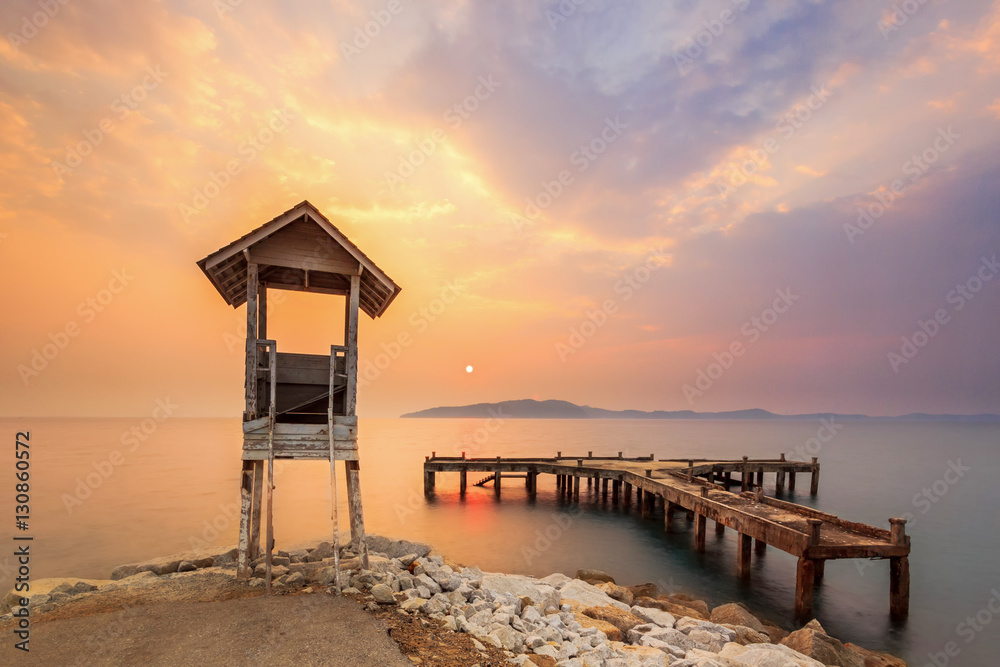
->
(365, 535), (432, 559)
(576, 568), (615, 584)
(559, 579), (630, 612)
(177, 561), (197, 573)
(286, 572), (306, 587)
(480, 574), (560, 611)
(371, 583), (396, 604)
(631, 605), (677, 628)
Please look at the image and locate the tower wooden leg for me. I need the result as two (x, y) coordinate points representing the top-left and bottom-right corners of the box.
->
(237, 460), (254, 579)
(460, 469), (467, 495)
(345, 459), (367, 567)
(249, 460), (263, 560)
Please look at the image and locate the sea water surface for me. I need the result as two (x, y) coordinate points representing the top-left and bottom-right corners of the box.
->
(2, 417), (998, 665)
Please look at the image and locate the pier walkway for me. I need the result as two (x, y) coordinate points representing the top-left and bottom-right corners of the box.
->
(422, 452), (910, 621)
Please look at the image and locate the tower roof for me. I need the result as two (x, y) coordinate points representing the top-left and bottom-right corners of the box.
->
(197, 201), (400, 317)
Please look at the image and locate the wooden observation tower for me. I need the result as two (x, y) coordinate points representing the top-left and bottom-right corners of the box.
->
(197, 201), (400, 590)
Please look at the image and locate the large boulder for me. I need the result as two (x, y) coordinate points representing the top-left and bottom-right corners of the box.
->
(596, 581), (634, 605)
(560, 579), (629, 611)
(843, 643), (908, 667)
(110, 548), (227, 579)
(720, 624), (772, 646)
(573, 612), (623, 641)
(618, 644), (671, 666)
(480, 574), (560, 610)
(720, 642), (826, 667)
(628, 582), (660, 599)
(630, 604), (677, 628)
(582, 605), (645, 634)
(781, 623), (865, 667)
(365, 535), (432, 559)
(711, 603), (766, 633)
(576, 568), (615, 584)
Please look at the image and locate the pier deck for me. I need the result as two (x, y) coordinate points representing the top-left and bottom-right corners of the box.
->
(422, 452), (910, 621)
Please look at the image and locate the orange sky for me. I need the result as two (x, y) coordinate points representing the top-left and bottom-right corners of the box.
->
(2, 0), (999, 418)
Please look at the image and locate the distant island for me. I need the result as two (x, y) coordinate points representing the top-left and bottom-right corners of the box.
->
(401, 399), (1000, 422)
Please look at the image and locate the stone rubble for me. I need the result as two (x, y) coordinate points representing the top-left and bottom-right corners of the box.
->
(2, 537), (901, 667)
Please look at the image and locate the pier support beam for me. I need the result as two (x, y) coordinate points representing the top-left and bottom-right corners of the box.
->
(715, 520), (725, 535)
(460, 469), (467, 495)
(889, 517), (910, 620)
(756, 470), (764, 488)
(741, 457), (749, 492)
(424, 469), (435, 496)
(601, 478), (608, 497)
(494, 469), (502, 495)
(694, 513), (706, 551)
(573, 475), (580, 501)
(623, 482), (632, 506)
(665, 501), (675, 531)
(811, 458), (820, 495)
(795, 557), (816, 621)
(890, 557), (910, 621)
(723, 471), (732, 491)
(694, 488), (708, 551)
(755, 539), (767, 555)
(788, 470), (796, 491)
(612, 479), (620, 504)
(737, 533), (752, 578)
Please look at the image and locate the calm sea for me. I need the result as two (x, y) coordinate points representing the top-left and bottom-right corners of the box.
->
(1, 417), (997, 665)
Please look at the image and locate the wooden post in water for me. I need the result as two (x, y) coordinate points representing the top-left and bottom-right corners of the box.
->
(788, 470), (796, 491)
(460, 469), (467, 495)
(737, 532), (752, 578)
(755, 470), (764, 488)
(424, 467), (435, 496)
(795, 557), (816, 620)
(776, 454), (786, 494)
(741, 456), (749, 492)
(889, 518), (910, 620)
(665, 501), (675, 530)
(636, 487), (644, 510)
(494, 467), (502, 496)
(612, 479), (620, 504)
(716, 520), (725, 535)
(573, 475), (580, 501)
(601, 478), (609, 496)
(755, 539), (767, 555)
(694, 488), (708, 551)
(623, 481), (632, 506)
(810, 457), (820, 495)
(723, 471), (732, 491)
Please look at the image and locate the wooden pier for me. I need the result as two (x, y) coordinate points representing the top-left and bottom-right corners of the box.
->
(422, 452), (910, 622)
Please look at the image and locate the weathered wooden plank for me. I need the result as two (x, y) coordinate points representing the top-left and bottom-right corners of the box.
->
(345, 275), (360, 416)
(244, 264), (258, 419)
(243, 449), (360, 461)
(249, 460), (263, 560)
(237, 460), (254, 579)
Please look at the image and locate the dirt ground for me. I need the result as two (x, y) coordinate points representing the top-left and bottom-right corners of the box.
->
(0, 572), (511, 667)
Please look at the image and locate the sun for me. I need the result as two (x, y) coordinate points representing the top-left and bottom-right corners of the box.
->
(465, 365), (474, 373)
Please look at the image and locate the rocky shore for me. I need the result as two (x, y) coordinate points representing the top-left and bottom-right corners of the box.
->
(1, 536), (906, 666)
